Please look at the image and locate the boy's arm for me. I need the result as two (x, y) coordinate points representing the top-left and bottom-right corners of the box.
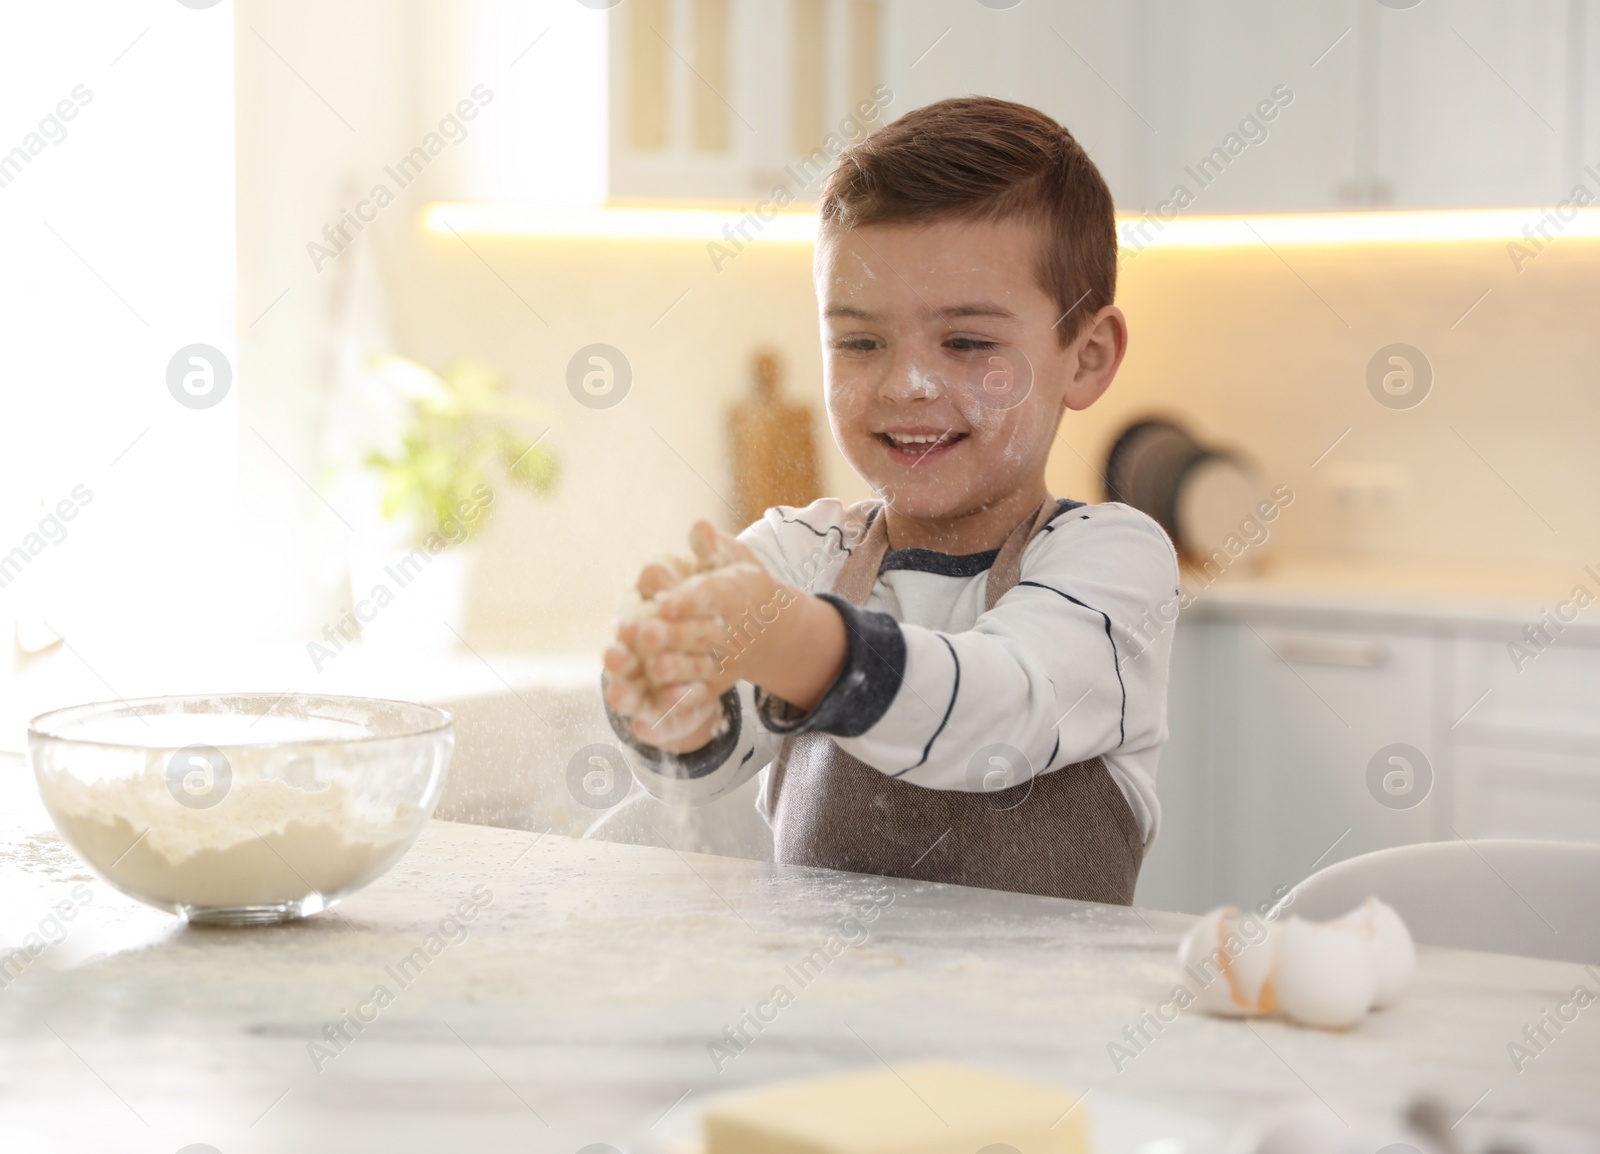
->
(600, 504), (851, 807)
(753, 504), (1179, 810)
(602, 679), (774, 807)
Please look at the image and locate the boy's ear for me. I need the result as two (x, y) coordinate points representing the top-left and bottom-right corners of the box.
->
(1062, 305), (1127, 412)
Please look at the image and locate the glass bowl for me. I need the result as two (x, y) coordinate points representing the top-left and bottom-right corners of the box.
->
(28, 693), (454, 925)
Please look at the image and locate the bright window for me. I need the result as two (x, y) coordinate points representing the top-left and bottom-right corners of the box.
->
(0, 2), (238, 662)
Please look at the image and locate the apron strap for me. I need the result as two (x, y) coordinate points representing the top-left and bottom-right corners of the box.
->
(829, 500), (890, 607)
(985, 491), (1058, 612)
(826, 493), (1058, 610)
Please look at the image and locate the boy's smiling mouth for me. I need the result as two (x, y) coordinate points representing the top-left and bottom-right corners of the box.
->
(876, 426), (969, 466)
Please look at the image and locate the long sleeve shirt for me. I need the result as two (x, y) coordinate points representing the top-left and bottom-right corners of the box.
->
(611, 497), (1180, 845)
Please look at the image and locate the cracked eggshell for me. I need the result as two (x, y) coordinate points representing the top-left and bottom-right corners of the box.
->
(1177, 906), (1279, 1017)
(1273, 917), (1376, 1029)
(1335, 897), (1415, 1010)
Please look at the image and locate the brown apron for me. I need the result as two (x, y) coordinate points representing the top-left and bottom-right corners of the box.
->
(769, 494), (1145, 904)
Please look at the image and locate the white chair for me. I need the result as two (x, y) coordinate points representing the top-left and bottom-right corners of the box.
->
(1284, 839), (1600, 964)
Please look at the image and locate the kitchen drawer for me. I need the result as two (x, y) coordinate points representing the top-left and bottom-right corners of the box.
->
(1448, 635), (1600, 751)
(1135, 621), (1229, 913)
(1157, 603), (1600, 916)
(1451, 746), (1600, 843)
(1224, 623), (1439, 912)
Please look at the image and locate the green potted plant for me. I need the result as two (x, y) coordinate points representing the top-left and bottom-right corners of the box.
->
(349, 355), (557, 647)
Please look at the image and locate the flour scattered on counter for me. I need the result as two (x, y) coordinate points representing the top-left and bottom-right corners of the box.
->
(306, 884), (494, 1074)
(39, 767), (415, 910)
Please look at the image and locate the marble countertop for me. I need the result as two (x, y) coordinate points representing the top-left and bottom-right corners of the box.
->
(1179, 554), (1600, 632)
(1182, 555), (1600, 640)
(2, 764), (1596, 1153)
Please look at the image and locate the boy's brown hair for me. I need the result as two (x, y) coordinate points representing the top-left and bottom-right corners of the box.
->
(818, 97), (1117, 345)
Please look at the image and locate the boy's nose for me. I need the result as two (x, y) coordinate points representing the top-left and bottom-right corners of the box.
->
(877, 360), (947, 402)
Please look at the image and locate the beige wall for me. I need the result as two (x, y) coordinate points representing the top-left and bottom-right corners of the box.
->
(386, 231), (866, 652)
(235, 4), (1600, 656)
(1064, 234), (1600, 571)
(383, 226), (1600, 653)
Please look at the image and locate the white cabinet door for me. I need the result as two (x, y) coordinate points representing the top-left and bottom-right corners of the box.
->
(1134, 620), (1230, 913)
(597, 0), (1589, 209)
(1448, 633), (1600, 752)
(1145, 614), (1438, 914)
(1452, 745), (1600, 842)
(1152, 609), (1600, 916)
(608, 0), (893, 202)
(1367, 0), (1576, 209)
(1222, 620), (1438, 914)
(1446, 632), (1600, 844)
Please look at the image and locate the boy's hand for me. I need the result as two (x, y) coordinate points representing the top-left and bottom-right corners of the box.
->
(605, 521), (848, 752)
(655, 521), (848, 710)
(603, 556), (724, 752)
(601, 656), (723, 752)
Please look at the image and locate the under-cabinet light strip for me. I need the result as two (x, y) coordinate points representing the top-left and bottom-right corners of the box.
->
(424, 202), (1600, 248)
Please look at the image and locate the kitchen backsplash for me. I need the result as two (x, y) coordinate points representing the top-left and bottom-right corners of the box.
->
(374, 221), (1598, 651)
(1068, 231), (1600, 578)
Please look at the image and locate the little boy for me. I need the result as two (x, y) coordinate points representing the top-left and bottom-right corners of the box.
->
(603, 97), (1178, 904)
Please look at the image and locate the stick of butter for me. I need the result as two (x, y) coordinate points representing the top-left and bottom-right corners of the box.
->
(703, 1061), (1092, 1154)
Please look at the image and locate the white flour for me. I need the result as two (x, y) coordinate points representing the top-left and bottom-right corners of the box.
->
(40, 768), (415, 910)
(620, 545), (739, 737)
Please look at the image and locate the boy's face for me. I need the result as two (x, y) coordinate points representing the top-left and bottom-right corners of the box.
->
(816, 215), (1120, 526)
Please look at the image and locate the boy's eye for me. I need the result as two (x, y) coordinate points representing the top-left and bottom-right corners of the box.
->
(944, 335), (1000, 354)
(833, 336), (883, 354)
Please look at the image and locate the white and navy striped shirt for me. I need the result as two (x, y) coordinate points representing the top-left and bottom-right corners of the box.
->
(617, 497), (1180, 845)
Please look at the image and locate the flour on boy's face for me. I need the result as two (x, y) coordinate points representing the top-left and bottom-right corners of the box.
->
(816, 216), (1069, 522)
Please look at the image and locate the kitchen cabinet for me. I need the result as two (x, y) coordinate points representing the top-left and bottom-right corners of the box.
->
(1140, 620), (1231, 918)
(1135, 0), (1583, 212)
(1449, 633), (1600, 750)
(1136, 592), (1600, 915)
(1335, 0), (1580, 210)
(592, 0), (1596, 210)
(1223, 621), (1438, 914)
(1451, 745), (1600, 841)
(1447, 632), (1600, 841)
(607, 0), (890, 202)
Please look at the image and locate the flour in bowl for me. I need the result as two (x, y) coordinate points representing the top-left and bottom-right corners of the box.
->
(39, 765), (417, 910)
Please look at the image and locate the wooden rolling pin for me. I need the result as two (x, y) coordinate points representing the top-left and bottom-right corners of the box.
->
(727, 349), (822, 531)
